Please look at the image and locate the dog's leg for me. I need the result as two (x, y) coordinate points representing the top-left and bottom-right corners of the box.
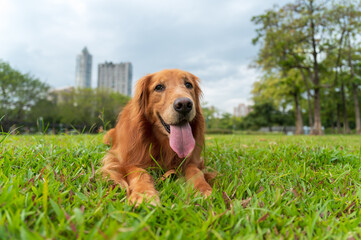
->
(185, 164), (212, 197)
(125, 166), (160, 206)
(103, 128), (115, 145)
(101, 153), (129, 192)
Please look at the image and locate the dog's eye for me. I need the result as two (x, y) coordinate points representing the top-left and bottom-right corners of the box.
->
(155, 84), (165, 92)
(185, 82), (193, 89)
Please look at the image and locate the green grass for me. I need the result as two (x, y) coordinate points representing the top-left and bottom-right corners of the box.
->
(1, 134), (361, 239)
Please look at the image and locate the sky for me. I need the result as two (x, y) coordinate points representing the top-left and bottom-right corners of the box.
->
(0, 0), (290, 113)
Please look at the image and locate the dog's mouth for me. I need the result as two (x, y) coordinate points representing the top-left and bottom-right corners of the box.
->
(157, 113), (195, 158)
(158, 114), (171, 134)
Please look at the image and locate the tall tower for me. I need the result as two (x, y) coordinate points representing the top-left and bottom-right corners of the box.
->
(75, 47), (92, 88)
(97, 62), (132, 96)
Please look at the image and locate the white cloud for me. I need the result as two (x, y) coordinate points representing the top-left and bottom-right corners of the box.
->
(199, 63), (257, 113)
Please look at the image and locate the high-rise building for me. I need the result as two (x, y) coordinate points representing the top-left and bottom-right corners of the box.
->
(97, 62), (132, 96)
(75, 47), (92, 88)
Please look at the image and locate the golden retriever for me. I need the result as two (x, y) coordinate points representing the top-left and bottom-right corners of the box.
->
(101, 69), (212, 206)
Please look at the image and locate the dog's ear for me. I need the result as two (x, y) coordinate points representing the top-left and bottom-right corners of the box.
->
(189, 73), (203, 102)
(134, 74), (153, 113)
(188, 72), (205, 142)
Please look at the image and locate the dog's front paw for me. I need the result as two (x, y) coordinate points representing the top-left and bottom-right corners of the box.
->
(201, 189), (212, 198)
(129, 190), (160, 207)
(194, 183), (212, 198)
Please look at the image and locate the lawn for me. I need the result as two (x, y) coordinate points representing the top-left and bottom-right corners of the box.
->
(1, 134), (361, 239)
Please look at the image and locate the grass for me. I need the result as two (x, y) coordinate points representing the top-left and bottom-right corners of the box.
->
(1, 134), (361, 239)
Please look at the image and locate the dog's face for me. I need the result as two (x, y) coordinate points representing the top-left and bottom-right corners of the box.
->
(146, 69), (200, 134)
(135, 69), (202, 157)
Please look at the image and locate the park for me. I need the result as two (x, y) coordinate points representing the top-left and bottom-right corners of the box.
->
(1, 0), (361, 239)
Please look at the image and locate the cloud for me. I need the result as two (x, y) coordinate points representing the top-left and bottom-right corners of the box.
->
(196, 60), (258, 113)
(0, 0), (289, 113)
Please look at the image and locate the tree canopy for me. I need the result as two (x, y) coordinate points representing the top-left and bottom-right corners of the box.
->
(251, 0), (361, 135)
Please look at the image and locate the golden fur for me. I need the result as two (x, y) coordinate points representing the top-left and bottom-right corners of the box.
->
(101, 69), (212, 205)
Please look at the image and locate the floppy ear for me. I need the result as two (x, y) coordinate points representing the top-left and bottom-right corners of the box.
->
(133, 74), (153, 113)
(188, 72), (205, 144)
(189, 73), (203, 104)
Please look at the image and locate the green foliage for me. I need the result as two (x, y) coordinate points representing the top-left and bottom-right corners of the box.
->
(47, 88), (130, 129)
(242, 102), (294, 131)
(202, 104), (243, 132)
(0, 61), (49, 123)
(2, 134), (361, 238)
(205, 128), (233, 134)
(0, 60), (130, 131)
(251, 0), (361, 134)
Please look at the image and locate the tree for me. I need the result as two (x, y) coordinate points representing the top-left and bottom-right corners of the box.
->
(202, 104), (219, 129)
(251, 0), (361, 135)
(324, 0), (361, 133)
(341, 1), (361, 133)
(28, 98), (60, 124)
(251, 2), (311, 134)
(54, 88), (130, 129)
(242, 102), (292, 131)
(252, 70), (304, 134)
(0, 61), (49, 124)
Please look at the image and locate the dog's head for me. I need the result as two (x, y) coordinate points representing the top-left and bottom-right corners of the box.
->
(134, 69), (202, 158)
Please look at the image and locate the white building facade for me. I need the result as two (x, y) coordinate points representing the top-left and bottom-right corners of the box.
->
(75, 47), (92, 88)
(97, 62), (132, 96)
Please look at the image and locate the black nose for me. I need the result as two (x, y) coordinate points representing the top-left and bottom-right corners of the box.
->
(173, 97), (193, 115)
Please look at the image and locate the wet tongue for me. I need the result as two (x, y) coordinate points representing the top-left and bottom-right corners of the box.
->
(169, 122), (195, 158)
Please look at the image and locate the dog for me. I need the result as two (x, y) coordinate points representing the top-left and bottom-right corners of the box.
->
(101, 69), (213, 206)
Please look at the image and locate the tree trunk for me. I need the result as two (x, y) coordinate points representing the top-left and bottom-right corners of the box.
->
(294, 92), (304, 134)
(336, 103), (341, 134)
(309, 2), (322, 135)
(332, 29), (346, 134)
(340, 82), (350, 134)
(330, 108), (335, 134)
(312, 88), (323, 135)
(299, 68), (313, 129)
(352, 84), (361, 134)
(347, 35), (361, 134)
(306, 91), (313, 130)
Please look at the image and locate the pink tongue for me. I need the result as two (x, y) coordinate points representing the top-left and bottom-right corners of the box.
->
(169, 123), (195, 158)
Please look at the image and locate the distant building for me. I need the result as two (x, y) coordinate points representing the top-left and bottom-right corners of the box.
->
(75, 47), (92, 88)
(97, 62), (132, 96)
(48, 86), (75, 104)
(233, 103), (251, 117)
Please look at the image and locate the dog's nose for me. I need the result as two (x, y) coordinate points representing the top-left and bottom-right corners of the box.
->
(173, 97), (193, 115)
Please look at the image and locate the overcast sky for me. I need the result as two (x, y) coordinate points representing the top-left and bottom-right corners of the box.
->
(0, 0), (290, 113)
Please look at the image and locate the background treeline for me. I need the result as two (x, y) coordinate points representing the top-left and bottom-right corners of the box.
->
(202, 102), (295, 134)
(251, 0), (361, 135)
(0, 61), (130, 133)
(0, 57), (291, 134)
